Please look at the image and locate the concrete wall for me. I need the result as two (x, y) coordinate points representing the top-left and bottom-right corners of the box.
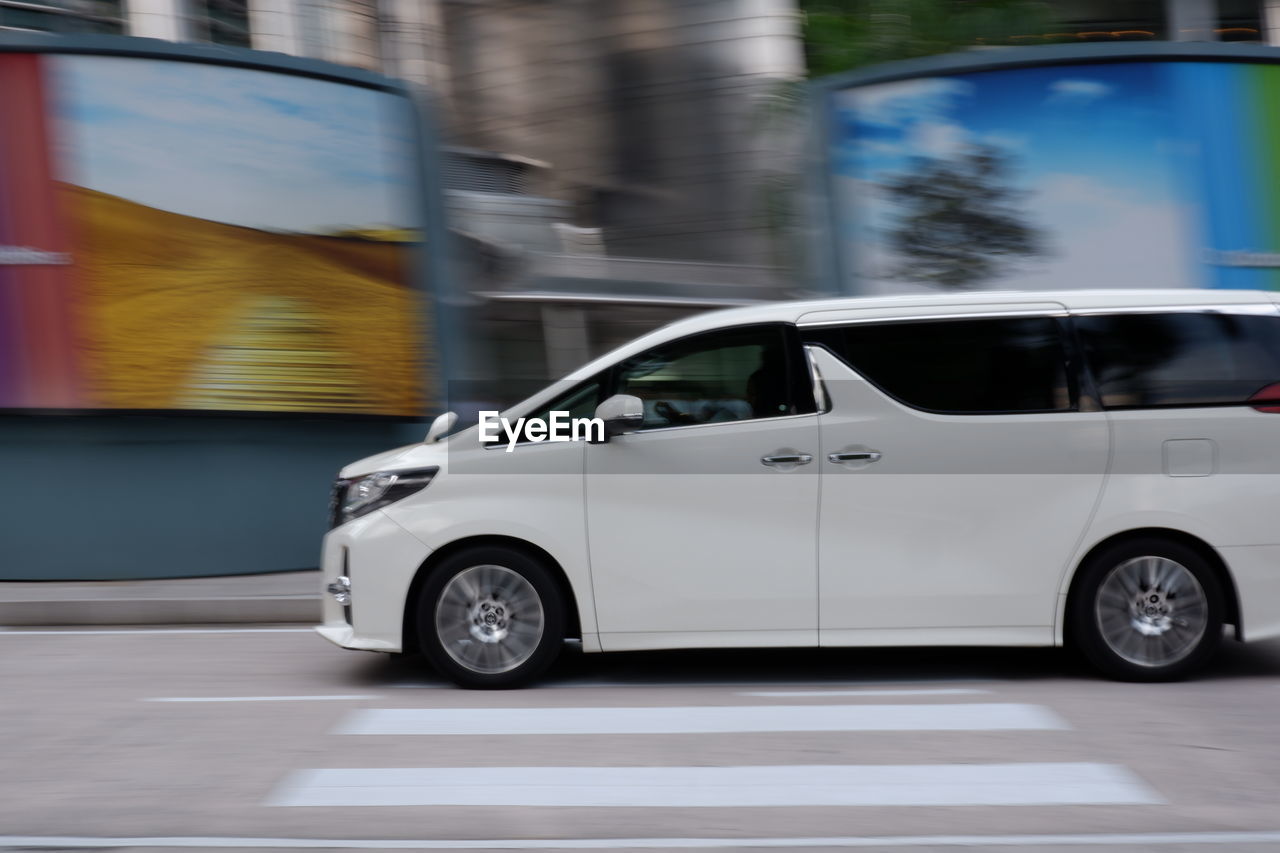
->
(0, 417), (423, 580)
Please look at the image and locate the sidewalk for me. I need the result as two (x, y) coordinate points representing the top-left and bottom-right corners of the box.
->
(0, 570), (320, 626)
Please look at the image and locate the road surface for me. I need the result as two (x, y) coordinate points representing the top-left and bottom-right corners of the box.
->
(4, 627), (1280, 851)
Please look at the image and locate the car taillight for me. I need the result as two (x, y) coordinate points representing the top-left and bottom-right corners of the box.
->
(1249, 382), (1280, 413)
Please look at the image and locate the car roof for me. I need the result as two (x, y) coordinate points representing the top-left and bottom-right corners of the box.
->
(730, 288), (1276, 326)
(629, 288), (1276, 340)
(556, 288), (1278, 385)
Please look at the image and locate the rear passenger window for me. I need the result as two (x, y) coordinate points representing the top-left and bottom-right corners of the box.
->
(806, 316), (1072, 414)
(1077, 312), (1280, 408)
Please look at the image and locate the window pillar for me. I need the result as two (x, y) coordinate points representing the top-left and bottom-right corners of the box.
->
(1166, 0), (1219, 40)
(1265, 0), (1280, 45)
(249, 0), (302, 55)
(128, 0), (194, 40)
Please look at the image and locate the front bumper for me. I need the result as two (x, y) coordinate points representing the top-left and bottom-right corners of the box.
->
(315, 622), (399, 652)
(317, 509), (434, 652)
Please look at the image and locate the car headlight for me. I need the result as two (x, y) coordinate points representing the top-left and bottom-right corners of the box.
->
(329, 467), (438, 529)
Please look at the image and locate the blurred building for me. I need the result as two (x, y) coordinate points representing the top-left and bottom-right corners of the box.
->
(6, 0), (1280, 390)
(426, 1), (804, 388)
(1, 0), (803, 390)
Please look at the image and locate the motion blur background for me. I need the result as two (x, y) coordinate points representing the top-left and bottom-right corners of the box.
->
(3, 0), (1279, 580)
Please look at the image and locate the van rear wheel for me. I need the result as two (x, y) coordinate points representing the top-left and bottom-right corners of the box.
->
(418, 546), (564, 689)
(1071, 537), (1223, 682)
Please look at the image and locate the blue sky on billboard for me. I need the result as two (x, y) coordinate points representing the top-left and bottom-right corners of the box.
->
(832, 62), (1203, 293)
(49, 55), (416, 233)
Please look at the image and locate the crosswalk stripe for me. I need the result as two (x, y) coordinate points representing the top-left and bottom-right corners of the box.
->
(337, 703), (1067, 735)
(737, 688), (989, 697)
(144, 695), (376, 703)
(268, 762), (1160, 808)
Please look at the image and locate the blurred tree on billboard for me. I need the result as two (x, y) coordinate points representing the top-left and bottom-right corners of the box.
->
(801, 0), (1057, 76)
(757, 0), (1058, 284)
(881, 144), (1046, 289)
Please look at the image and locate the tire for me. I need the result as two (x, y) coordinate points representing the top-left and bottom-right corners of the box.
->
(417, 546), (565, 689)
(1070, 537), (1224, 682)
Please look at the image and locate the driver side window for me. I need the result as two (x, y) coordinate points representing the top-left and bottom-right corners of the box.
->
(614, 324), (811, 430)
(509, 378), (604, 444)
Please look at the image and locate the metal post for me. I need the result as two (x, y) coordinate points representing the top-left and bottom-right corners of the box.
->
(1264, 0), (1280, 45)
(540, 304), (592, 381)
(1167, 0), (1219, 41)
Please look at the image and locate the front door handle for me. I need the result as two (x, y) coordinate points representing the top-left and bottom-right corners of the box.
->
(828, 451), (882, 464)
(761, 454), (813, 467)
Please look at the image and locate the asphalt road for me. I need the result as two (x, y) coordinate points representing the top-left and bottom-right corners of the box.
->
(5, 627), (1280, 851)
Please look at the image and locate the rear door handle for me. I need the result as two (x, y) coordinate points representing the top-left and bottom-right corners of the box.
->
(828, 451), (882, 464)
(761, 454), (813, 467)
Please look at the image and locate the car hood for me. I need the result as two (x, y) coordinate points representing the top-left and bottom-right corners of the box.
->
(339, 441), (448, 479)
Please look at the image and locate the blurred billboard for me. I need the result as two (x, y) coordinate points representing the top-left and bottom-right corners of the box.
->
(0, 52), (428, 416)
(822, 51), (1280, 296)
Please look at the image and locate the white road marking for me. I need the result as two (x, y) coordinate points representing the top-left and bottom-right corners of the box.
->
(390, 681), (640, 690)
(738, 688), (990, 697)
(0, 627), (313, 635)
(387, 678), (1001, 690)
(144, 695), (376, 703)
(268, 762), (1158, 808)
(338, 703), (1067, 735)
(9, 833), (1280, 850)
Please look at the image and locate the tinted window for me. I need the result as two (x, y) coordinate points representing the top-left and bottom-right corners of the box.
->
(807, 317), (1072, 414)
(614, 325), (813, 429)
(1077, 311), (1280, 408)
(536, 380), (603, 421)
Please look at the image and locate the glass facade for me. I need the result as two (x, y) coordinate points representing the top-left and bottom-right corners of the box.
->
(193, 0), (251, 47)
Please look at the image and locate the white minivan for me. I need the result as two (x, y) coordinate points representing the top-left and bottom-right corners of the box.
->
(317, 290), (1280, 687)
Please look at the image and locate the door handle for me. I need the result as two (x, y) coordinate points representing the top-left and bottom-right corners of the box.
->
(828, 451), (882, 464)
(761, 454), (813, 467)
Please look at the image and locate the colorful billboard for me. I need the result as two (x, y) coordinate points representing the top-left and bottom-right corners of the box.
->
(826, 58), (1280, 295)
(0, 52), (428, 416)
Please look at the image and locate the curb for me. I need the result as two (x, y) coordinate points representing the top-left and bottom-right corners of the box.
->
(0, 571), (323, 626)
(0, 595), (320, 626)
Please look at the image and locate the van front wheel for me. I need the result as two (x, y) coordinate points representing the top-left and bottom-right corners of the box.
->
(418, 546), (565, 689)
(1071, 538), (1223, 682)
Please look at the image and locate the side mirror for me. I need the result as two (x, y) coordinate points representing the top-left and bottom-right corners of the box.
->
(592, 394), (644, 443)
(424, 411), (457, 444)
